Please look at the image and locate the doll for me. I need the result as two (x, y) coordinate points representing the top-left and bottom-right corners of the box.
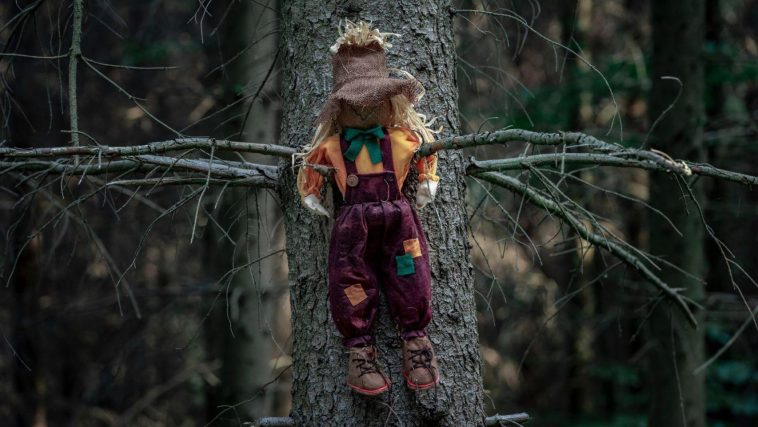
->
(296, 21), (440, 396)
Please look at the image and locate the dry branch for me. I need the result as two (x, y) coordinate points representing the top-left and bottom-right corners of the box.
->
(106, 177), (273, 187)
(420, 129), (757, 186)
(254, 412), (532, 426)
(2, 128), (755, 310)
(469, 152), (757, 186)
(485, 412), (532, 425)
(419, 129), (619, 155)
(474, 171), (699, 327)
(0, 137), (296, 158)
(4, 129), (755, 188)
(0, 156), (280, 186)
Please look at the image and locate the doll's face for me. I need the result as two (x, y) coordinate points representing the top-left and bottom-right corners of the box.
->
(337, 100), (392, 129)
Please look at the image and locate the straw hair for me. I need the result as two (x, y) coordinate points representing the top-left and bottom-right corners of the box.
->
(330, 20), (399, 54)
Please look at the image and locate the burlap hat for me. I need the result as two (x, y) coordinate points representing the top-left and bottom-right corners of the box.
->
(314, 40), (422, 124)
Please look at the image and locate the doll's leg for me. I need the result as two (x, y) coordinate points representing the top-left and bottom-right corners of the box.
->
(328, 207), (391, 396)
(378, 201), (433, 339)
(328, 207), (382, 348)
(380, 201), (439, 389)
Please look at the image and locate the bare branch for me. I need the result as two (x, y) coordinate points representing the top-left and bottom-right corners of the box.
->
(470, 152), (684, 175)
(0, 137), (295, 158)
(419, 129), (619, 155)
(254, 412), (532, 427)
(484, 412), (532, 426)
(0, 156), (280, 185)
(474, 171), (698, 327)
(415, 129), (757, 186)
(107, 177), (274, 187)
(134, 155), (279, 180)
(5, 129), (755, 187)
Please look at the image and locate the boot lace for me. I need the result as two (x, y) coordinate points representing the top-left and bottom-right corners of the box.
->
(351, 353), (380, 377)
(408, 347), (434, 370)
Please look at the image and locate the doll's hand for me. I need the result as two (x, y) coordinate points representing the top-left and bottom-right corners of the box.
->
(415, 180), (438, 209)
(303, 194), (331, 217)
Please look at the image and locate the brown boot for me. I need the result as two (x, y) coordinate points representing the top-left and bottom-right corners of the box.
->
(347, 345), (390, 396)
(402, 336), (440, 390)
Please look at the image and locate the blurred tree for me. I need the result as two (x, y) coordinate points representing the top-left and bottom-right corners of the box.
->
(646, 0), (707, 425)
(204, 0), (285, 423)
(557, 0), (601, 416)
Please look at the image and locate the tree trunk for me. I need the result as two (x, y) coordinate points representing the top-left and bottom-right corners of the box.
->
(703, 0), (734, 295)
(205, 0), (284, 422)
(277, 1), (485, 425)
(647, 0), (706, 425)
(557, 0), (601, 417)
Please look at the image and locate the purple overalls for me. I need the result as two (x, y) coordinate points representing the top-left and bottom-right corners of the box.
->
(328, 129), (433, 348)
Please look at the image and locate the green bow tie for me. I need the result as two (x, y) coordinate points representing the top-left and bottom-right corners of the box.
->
(343, 126), (384, 164)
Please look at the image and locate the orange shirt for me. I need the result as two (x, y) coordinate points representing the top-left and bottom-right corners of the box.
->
(298, 127), (439, 200)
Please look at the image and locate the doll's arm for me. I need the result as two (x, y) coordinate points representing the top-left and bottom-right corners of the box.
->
(297, 146), (331, 217)
(415, 153), (439, 209)
(303, 194), (330, 217)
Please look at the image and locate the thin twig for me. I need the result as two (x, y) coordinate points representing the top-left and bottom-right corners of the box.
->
(2, 334), (32, 372)
(190, 144), (215, 243)
(693, 303), (758, 375)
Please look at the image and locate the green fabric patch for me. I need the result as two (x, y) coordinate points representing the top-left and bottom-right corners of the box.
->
(396, 254), (416, 276)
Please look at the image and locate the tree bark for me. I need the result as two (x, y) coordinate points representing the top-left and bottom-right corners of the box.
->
(277, 1), (485, 425)
(647, 0), (706, 425)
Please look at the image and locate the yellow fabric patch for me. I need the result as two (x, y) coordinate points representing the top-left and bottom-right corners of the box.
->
(403, 238), (422, 258)
(344, 284), (368, 306)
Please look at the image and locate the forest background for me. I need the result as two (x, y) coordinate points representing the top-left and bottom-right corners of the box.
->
(0, 0), (757, 426)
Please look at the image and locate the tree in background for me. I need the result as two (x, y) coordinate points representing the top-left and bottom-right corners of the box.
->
(203, 0), (287, 423)
(647, 1), (707, 425)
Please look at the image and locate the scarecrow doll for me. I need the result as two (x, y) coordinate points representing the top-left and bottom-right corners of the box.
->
(296, 21), (440, 396)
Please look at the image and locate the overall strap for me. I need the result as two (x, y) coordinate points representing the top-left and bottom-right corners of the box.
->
(339, 133), (358, 175)
(379, 127), (395, 173)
